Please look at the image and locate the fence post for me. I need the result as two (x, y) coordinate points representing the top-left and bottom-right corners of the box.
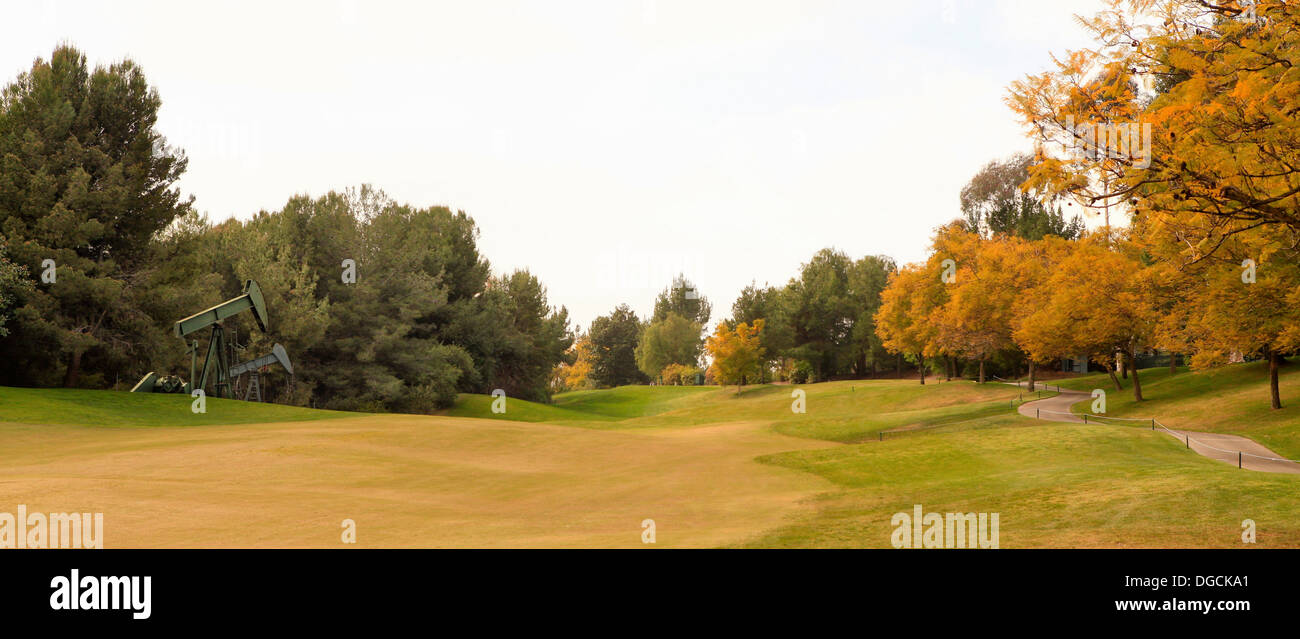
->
(879, 432), (882, 442)
(1151, 418), (1154, 430)
(1186, 435), (1189, 448)
(1036, 408), (1040, 419)
(1239, 451), (1242, 469)
(1083, 414), (1088, 424)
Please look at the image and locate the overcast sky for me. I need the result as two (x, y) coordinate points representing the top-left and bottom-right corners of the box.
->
(3, 0), (1107, 330)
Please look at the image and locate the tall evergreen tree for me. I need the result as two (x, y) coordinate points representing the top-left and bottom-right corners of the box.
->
(0, 46), (191, 386)
(960, 152), (1083, 241)
(652, 274), (711, 327)
(588, 304), (647, 387)
(0, 239), (31, 338)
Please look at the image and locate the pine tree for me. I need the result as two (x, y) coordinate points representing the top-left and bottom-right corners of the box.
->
(0, 46), (190, 386)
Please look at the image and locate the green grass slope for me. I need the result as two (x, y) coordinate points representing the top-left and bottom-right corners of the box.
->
(553, 384), (716, 419)
(628, 379), (1031, 440)
(445, 380), (1030, 439)
(445, 383), (761, 427)
(0, 386), (353, 428)
(769, 380), (1035, 442)
(440, 392), (622, 424)
(744, 417), (1300, 548)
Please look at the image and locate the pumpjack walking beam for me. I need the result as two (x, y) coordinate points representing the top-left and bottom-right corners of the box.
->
(229, 344), (294, 402)
(173, 280), (270, 398)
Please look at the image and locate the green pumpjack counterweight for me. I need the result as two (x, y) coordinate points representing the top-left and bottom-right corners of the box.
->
(130, 280), (275, 399)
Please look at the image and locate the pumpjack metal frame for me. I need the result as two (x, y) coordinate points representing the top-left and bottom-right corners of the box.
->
(175, 280), (269, 398)
(132, 280), (271, 398)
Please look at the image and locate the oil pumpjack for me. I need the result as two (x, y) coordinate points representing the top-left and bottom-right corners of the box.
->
(130, 280), (293, 401)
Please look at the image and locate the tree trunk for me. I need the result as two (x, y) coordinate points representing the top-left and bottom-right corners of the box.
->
(1027, 360), (1036, 392)
(945, 356), (952, 382)
(1169, 352), (1178, 374)
(1129, 351), (1143, 402)
(1270, 350), (1282, 410)
(896, 353), (902, 378)
(918, 353), (926, 385)
(1118, 352), (1127, 379)
(978, 358), (986, 384)
(63, 350), (83, 388)
(1105, 363), (1123, 390)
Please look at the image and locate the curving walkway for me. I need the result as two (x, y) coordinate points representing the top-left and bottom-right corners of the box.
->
(1005, 380), (1300, 475)
(1009, 382), (1088, 423)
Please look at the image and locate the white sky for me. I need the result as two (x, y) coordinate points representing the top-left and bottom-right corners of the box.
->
(3, 0), (1108, 330)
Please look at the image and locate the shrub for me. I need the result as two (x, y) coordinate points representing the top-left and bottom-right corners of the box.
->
(790, 360), (814, 384)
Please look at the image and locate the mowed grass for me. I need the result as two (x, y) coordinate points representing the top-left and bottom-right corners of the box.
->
(0, 385), (835, 548)
(0, 386), (352, 427)
(745, 417), (1300, 548)
(1049, 362), (1300, 458)
(5, 371), (1300, 548)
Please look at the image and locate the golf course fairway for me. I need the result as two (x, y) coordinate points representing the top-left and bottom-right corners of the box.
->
(3, 363), (1299, 548)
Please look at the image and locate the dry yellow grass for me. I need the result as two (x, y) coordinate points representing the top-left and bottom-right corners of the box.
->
(0, 414), (836, 548)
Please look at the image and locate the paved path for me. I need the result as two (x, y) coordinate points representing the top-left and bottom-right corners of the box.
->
(1155, 428), (1300, 474)
(1004, 381), (1300, 474)
(1007, 381), (1088, 424)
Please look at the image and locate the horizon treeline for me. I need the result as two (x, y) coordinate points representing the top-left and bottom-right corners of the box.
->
(556, 146), (1083, 392)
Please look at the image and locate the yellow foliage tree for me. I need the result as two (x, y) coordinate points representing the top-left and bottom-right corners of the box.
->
(931, 229), (1042, 383)
(1008, 0), (1300, 250)
(1010, 0), (1300, 409)
(561, 335), (596, 391)
(1152, 223), (1300, 409)
(706, 319), (765, 393)
(875, 262), (947, 385)
(1005, 235), (1076, 390)
(1013, 233), (1156, 400)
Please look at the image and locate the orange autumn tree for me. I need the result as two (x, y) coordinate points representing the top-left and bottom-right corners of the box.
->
(1014, 233), (1157, 401)
(1140, 256), (1198, 376)
(1154, 223), (1300, 409)
(875, 261), (947, 385)
(1007, 1), (1300, 235)
(1007, 0), (1300, 406)
(1007, 0), (1300, 262)
(706, 319), (765, 393)
(1008, 235), (1076, 391)
(933, 231), (1044, 384)
(927, 226), (985, 381)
